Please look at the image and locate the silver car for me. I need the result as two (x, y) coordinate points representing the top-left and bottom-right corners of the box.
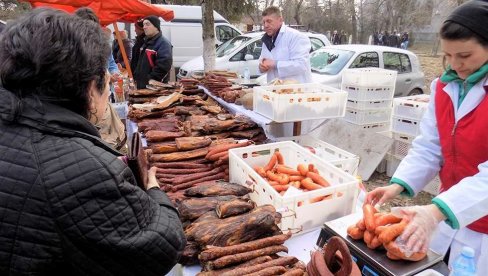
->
(177, 31), (330, 80)
(310, 45), (425, 96)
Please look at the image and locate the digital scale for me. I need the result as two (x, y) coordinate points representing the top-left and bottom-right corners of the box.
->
(316, 213), (450, 276)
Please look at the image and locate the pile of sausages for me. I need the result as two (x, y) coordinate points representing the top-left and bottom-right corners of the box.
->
(253, 152), (332, 201)
(347, 204), (427, 261)
(196, 233), (306, 276)
(307, 236), (361, 276)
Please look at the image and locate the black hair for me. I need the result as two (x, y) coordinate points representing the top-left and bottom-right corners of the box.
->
(74, 7), (99, 24)
(0, 8), (110, 118)
(440, 21), (488, 46)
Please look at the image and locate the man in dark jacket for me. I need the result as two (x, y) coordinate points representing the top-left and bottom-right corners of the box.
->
(134, 16), (172, 89)
(0, 9), (185, 275)
(130, 19), (145, 73)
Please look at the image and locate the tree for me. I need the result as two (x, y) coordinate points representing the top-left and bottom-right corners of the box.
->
(201, 0), (216, 72)
(169, 0), (255, 23)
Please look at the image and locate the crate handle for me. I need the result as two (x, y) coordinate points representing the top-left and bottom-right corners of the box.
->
(404, 103), (415, 107)
(400, 119), (413, 123)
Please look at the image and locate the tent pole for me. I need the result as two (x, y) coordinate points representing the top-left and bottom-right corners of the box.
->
(113, 23), (133, 80)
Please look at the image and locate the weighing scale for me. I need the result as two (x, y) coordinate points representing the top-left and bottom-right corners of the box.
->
(317, 213), (449, 276)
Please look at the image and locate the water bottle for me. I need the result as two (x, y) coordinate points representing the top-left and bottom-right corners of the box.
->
(243, 67), (250, 82)
(450, 246), (477, 276)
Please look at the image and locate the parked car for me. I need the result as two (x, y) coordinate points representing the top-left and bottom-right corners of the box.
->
(177, 31), (330, 79)
(309, 45), (425, 96)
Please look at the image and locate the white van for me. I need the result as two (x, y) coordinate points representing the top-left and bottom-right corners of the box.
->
(115, 5), (242, 68)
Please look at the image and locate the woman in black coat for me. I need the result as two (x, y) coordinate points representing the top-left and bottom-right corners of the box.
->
(0, 8), (185, 275)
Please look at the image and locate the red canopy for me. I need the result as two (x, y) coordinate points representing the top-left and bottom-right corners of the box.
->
(25, 0), (174, 25)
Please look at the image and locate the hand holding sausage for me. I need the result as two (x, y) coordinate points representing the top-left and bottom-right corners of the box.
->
(391, 204), (446, 256)
(365, 184), (404, 207)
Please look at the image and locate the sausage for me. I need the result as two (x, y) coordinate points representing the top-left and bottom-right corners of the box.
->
(254, 166), (267, 177)
(384, 241), (427, 262)
(264, 153), (278, 171)
(205, 141), (251, 159)
(276, 165), (301, 176)
(347, 225), (364, 240)
(199, 233), (292, 261)
(282, 268), (305, 276)
(300, 178), (323, 190)
(306, 172), (330, 187)
(297, 164), (308, 176)
(205, 245), (289, 270)
(378, 219), (408, 244)
(375, 213), (402, 227)
(363, 204), (377, 231)
(219, 256), (297, 276)
(289, 175), (305, 182)
(356, 219), (366, 231)
(275, 151), (284, 165)
(272, 184), (290, 192)
(243, 266), (287, 276)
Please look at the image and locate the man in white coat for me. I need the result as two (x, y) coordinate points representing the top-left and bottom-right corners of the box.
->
(259, 6), (312, 84)
(259, 6), (313, 137)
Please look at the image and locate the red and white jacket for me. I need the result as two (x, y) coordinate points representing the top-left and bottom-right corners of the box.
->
(393, 76), (488, 233)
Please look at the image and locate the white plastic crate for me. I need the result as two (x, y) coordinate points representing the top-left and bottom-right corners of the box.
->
(392, 139), (411, 158)
(392, 116), (421, 136)
(274, 135), (359, 175)
(342, 85), (395, 101)
(342, 68), (398, 87)
(393, 94), (430, 120)
(253, 83), (347, 123)
(355, 121), (390, 132)
(386, 153), (402, 177)
(346, 99), (392, 110)
(392, 132), (416, 144)
(344, 108), (392, 125)
(229, 141), (359, 233)
(424, 175), (441, 195)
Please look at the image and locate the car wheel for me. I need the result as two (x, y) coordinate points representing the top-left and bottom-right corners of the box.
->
(408, 88), (422, 96)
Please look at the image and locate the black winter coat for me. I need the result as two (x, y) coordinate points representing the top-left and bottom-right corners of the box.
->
(0, 87), (186, 275)
(130, 34), (145, 75)
(134, 33), (172, 89)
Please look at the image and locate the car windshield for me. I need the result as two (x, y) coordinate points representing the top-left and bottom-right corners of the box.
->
(216, 36), (252, 58)
(310, 49), (354, 75)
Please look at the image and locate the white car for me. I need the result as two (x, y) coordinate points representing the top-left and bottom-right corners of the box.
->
(309, 45), (425, 96)
(177, 31), (330, 79)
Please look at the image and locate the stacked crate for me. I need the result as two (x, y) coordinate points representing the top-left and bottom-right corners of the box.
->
(341, 68), (397, 132)
(386, 94), (440, 195)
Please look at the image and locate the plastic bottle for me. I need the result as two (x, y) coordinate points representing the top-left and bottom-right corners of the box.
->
(450, 246), (477, 276)
(243, 67), (250, 82)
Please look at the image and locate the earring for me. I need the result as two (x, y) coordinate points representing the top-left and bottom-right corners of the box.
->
(89, 107), (99, 125)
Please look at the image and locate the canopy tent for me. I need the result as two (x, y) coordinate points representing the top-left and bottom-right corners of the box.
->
(24, 0), (175, 79)
(25, 0), (174, 25)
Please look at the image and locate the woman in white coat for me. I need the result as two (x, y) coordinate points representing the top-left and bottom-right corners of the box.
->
(365, 0), (488, 273)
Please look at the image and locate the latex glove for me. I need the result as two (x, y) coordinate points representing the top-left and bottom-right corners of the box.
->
(364, 183), (404, 207)
(391, 204), (446, 256)
(145, 167), (159, 190)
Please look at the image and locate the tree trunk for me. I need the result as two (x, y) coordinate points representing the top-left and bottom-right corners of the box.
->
(349, 0), (357, 43)
(294, 0), (304, 25)
(202, 0), (216, 72)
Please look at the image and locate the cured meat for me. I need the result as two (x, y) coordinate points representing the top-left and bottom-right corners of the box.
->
(175, 106), (206, 116)
(184, 182), (252, 197)
(150, 147), (208, 162)
(171, 172), (227, 192)
(179, 240), (200, 266)
(178, 195), (237, 221)
(150, 142), (178, 154)
(155, 166), (212, 175)
(205, 245), (288, 270)
(200, 105), (222, 114)
(199, 233), (292, 261)
(196, 256), (273, 276)
(145, 130), (185, 142)
(172, 167), (223, 185)
(185, 205), (282, 247)
(230, 128), (262, 139)
(175, 136), (212, 151)
(215, 198), (254, 218)
(244, 266), (287, 276)
(151, 161), (209, 169)
(217, 256), (297, 275)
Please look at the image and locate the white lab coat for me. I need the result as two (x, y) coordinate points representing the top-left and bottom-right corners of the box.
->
(259, 24), (315, 137)
(259, 23), (312, 84)
(392, 77), (488, 274)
